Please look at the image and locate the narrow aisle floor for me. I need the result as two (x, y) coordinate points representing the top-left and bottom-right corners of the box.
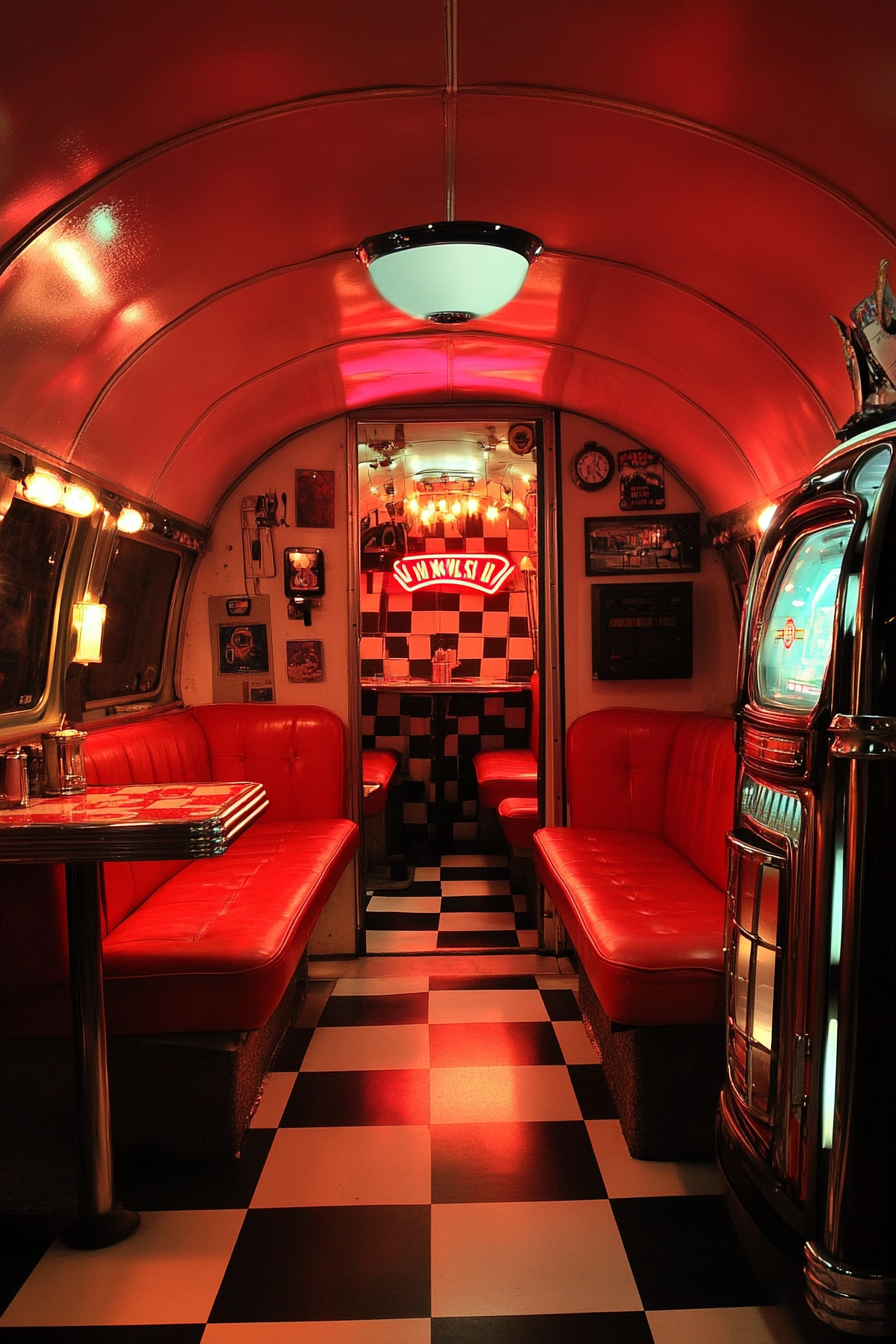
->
(0, 959), (837, 1343)
(364, 853), (537, 955)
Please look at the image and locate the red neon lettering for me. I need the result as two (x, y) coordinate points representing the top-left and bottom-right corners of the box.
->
(392, 552), (514, 594)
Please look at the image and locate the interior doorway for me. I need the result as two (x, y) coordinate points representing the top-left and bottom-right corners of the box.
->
(351, 409), (560, 957)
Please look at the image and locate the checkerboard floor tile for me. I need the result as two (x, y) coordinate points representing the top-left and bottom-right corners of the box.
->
(1, 966), (836, 1342)
(364, 853), (537, 955)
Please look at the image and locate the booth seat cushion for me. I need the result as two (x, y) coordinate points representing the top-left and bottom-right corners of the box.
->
(192, 704), (345, 823)
(498, 796), (539, 850)
(102, 817), (358, 1035)
(362, 749), (399, 817)
(534, 827), (726, 1026)
(474, 749), (538, 810)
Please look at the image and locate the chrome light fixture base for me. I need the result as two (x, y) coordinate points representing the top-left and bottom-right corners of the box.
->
(356, 220), (543, 324)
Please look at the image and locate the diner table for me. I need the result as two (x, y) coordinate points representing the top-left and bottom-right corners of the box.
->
(361, 678), (531, 846)
(0, 779), (268, 1248)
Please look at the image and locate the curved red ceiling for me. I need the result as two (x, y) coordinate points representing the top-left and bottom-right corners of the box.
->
(1, 1), (894, 524)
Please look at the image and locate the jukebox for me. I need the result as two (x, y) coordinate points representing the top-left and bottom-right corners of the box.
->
(718, 423), (896, 1336)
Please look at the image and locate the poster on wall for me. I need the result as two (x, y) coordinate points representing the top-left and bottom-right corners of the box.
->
(208, 595), (275, 703)
(618, 449), (665, 511)
(295, 469), (335, 528)
(286, 639), (323, 682)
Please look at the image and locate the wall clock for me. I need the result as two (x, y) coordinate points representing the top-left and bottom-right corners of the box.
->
(572, 443), (614, 491)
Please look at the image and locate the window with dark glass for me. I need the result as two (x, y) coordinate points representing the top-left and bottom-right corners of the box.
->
(85, 536), (180, 702)
(0, 497), (72, 714)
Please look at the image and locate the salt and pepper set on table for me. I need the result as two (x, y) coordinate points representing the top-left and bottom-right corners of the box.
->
(0, 725), (88, 808)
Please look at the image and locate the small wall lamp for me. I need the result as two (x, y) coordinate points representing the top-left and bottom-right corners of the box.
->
(73, 602), (107, 663)
(117, 506), (144, 534)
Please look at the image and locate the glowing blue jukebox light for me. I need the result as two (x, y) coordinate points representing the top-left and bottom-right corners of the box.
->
(719, 427), (896, 1337)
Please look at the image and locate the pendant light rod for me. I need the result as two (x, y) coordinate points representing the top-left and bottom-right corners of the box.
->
(444, 0), (457, 222)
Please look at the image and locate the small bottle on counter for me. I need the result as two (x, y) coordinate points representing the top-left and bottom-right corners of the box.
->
(1, 747), (31, 809)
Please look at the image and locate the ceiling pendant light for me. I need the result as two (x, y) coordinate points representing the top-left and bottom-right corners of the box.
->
(356, 221), (543, 324)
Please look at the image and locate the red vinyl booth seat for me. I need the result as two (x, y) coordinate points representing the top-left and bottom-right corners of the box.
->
(497, 796), (539, 850)
(533, 707), (735, 1159)
(1, 705), (359, 1038)
(362, 749), (399, 817)
(473, 671), (539, 810)
(534, 708), (734, 1028)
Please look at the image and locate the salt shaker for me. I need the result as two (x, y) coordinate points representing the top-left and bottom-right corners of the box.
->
(2, 747), (31, 809)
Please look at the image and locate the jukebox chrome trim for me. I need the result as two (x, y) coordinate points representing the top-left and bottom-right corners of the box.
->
(829, 714), (896, 758)
(804, 1241), (896, 1337)
(726, 830), (790, 1120)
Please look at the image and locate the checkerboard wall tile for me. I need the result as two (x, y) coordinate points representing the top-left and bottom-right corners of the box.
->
(362, 686), (532, 845)
(358, 560), (533, 683)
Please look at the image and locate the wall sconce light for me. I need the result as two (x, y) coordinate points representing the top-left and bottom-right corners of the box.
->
(23, 469), (64, 509)
(62, 483), (98, 517)
(117, 506), (144, 534)
(73, 602), (106, 663)
(757, 505), (777, 533)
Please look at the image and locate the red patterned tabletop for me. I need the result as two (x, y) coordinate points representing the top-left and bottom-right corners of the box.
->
(0, 781), (268, 863)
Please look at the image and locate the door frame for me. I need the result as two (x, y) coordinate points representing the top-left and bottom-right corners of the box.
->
(346, 404), (565, 948)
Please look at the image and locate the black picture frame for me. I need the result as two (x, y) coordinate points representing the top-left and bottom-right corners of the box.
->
(591, 582), (693, 680)
(584, 512), (700, 576)
(283, 547), (325, 597)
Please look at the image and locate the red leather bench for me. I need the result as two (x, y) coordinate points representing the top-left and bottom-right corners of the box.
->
(0, 704), (358, 1167)
(497, 796), (539, 850)
(534, 706), (735, 1159)
(473, 671), (539, 811)
(362, 748), (399, 817)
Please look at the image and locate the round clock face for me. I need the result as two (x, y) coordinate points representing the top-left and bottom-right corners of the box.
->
(572, 444), (614, 490)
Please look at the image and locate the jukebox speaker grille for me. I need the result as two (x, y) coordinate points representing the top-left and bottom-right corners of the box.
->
(727, 842), (788, 1117)
(741, 777), (802, 844)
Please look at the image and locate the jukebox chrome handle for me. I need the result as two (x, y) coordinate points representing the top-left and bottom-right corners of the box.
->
(829, 714), (896, 758)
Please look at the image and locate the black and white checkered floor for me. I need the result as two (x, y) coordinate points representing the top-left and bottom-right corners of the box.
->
(364, 854), (537, 955)
(1, 954), (841, 1341)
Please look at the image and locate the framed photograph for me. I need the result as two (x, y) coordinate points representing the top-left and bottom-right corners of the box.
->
(217, 622), (270, 674)
(286, 639), (323, 682)
(584, 513), (700, 576)
(225, 597), (252, 617)
(295, 469), (335, 528)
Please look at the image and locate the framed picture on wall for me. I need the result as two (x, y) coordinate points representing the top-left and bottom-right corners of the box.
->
(584, 513), (700, 576)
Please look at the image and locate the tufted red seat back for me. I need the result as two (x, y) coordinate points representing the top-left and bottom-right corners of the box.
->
(662, 713), (736, 892)
(192, 704), (345, 822)
(80, 704), (347, 935)
(567, 706), (684, 832)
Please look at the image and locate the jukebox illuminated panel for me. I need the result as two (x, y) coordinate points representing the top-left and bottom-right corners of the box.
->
(754, 523), (852, 713)
(720, 429), (896, 1337)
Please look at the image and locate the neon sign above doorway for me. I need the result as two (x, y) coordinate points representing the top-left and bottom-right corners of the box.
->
(392, 552), (515, 595)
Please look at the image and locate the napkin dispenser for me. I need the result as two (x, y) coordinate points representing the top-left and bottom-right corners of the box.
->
(41, 728), (88, 795)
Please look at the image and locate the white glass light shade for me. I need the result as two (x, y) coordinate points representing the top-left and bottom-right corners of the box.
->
(369, 243), (529, 322)
(357, 221), (543, 324)
(73, 602), (106, 663)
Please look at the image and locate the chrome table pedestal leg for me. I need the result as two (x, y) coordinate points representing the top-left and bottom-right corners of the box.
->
(63, 861), (140, 1249)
